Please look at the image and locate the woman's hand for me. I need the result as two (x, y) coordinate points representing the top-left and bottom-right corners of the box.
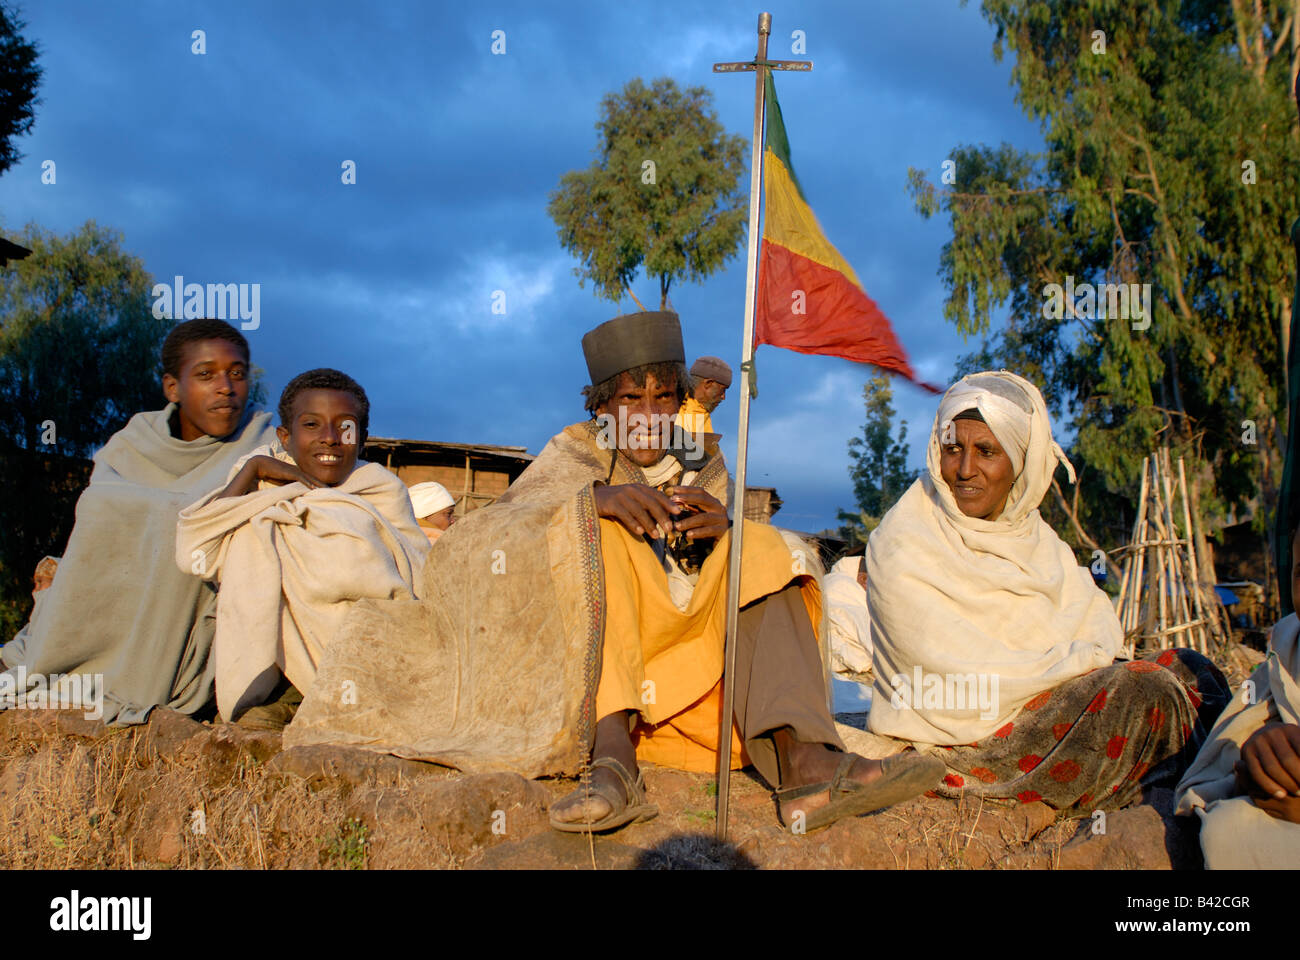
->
(1234, 721), (1300, 823)
(216, 455), (321, 500)
(666, 485), (729, 541)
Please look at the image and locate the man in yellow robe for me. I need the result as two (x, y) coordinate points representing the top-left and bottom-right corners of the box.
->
(677, 356), (731, 436)
(285, 311), (941, 834)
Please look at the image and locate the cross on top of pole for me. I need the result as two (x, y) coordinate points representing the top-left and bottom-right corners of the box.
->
(712, 12), (812, 74)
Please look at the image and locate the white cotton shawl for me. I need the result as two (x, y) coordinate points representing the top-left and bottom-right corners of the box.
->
(175, 443), (431, 721)
(1175, 614), (1300, 814)
(827, 556), (872, 677)
(866, 371), (1121, 744)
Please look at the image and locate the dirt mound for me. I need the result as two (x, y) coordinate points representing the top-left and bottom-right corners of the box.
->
(0, 707), (1201, 869)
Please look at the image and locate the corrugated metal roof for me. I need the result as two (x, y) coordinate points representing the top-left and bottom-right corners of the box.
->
(363, 436), (535, 462)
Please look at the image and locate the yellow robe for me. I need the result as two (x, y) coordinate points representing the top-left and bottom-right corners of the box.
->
(677, 395), (714, 435)
(596, 520), (821, 773)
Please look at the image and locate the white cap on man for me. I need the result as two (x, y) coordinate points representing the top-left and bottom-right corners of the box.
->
(408, 482), (455, 520)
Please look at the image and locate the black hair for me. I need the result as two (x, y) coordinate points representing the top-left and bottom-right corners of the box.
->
(582, 361), (687, 416)
(278, 368), (370, 434)
(161, 319), (250, 377)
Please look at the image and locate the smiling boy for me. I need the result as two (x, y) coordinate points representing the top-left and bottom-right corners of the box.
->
(1, 319), (278, 724)
(176, 369), (429, 721)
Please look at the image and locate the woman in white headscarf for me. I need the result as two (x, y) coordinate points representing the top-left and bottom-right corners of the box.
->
(867, 371), (1228, 813)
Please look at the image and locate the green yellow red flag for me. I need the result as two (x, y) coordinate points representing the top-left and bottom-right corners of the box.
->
(754, 73), (937, 393)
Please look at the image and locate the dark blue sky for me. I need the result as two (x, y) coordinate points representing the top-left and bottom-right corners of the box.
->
(0, 0), (1042, 533)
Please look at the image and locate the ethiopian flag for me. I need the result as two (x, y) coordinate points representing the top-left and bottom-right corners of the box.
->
(754, 74), (935, 392)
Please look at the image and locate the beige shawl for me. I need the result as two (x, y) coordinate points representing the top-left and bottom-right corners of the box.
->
(175, 444), (430, 720)
(867, 371), (1121, 743)
(1176, 614), (1300, 813)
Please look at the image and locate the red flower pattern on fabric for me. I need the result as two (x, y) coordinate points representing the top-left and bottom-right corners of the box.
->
(994, 723), (1014, 738)
(1052, 722), (1072, 740)
(1017, 790), (1042, 803)
(1018, 754), (1042, 773)
(1087, 689), (1108, 713)
(1050, 760), (1081, 783)
(1156, 649), (1176, 667)
(943, 773), (965, 788)
(1106, 735), (1127, 759)
(1126, 660), (1162, 674)
(970, 766), (998, 783)
(1024, 690), (1053, 711)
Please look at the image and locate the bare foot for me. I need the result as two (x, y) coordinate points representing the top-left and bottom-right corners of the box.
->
(549, 765), (625, 825)
(776, 748), (885, 825)
(772, 730), (939, 828)
(549, 710), (641, 827)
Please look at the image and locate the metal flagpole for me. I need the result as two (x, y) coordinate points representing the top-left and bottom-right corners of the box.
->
(711, 12), (811, 841)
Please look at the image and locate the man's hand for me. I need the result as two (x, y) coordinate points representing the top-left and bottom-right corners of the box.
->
(1234, 722), (1300, 823)
(216, 455), (322, 500)
(593, 483), (679, 539)
(666, 485), (729, 541)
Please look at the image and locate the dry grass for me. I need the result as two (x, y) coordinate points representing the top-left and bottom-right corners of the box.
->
(0, 713), (361, 869)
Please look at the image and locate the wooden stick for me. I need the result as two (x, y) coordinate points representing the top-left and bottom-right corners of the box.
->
(1125, 458), (1152, 654)
(1151, 456), (1170, 650)
(1177, 457), (1209, 655)
(1160, 449), (1192, 648)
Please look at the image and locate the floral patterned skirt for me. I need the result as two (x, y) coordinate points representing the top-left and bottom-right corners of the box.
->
(932, 648), (1230, 815)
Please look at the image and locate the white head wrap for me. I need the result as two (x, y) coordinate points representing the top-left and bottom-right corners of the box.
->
(927, 370), (1075, 525)
(408, 482), (455, 519)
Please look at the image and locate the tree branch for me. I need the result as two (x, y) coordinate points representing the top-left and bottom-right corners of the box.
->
(1050, 476), (1123, 581)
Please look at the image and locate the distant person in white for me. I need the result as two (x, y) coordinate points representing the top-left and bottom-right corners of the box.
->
(409, 481), (457, 544)
(826, 554), (872, 679)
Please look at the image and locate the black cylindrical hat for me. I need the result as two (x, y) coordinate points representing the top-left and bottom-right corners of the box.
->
(581, 311), (685, 386)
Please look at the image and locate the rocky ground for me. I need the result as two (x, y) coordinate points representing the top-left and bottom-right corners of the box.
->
(0, 701), (1221, 870)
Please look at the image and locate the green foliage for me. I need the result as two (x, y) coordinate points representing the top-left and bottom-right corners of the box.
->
(548, 77), (748, 308)
(909, 0), (1299, 562)
(320, 817), (369, 869)
(837, 373), (917, 546)
(0, 3), (42, 176)
(0, 220), (171, 639)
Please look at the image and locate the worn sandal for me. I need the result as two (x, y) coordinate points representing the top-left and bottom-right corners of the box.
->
(549, 756), (660, 834)
(775, 750), (945, 834)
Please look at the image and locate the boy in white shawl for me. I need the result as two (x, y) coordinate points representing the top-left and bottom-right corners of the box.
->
(176, 369), (429, 722)
(1175, 524), (1300, 868)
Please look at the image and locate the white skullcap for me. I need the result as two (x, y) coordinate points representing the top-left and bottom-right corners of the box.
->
(408, 481), (455, 519)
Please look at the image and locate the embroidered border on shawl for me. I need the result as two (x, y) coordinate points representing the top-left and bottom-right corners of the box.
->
(694, 454), (729, 506)
(574, 482), (606, 757)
